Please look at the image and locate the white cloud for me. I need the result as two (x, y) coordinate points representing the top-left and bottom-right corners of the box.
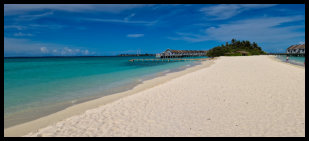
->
(83, 50), (90, 55)
(82, 18), (157, 26)
(52, 49), (58, 53)
(18, 11), (54, 21)
(171, 16), (304, 42)
(127, 34), (144, 38)
(4, 25), (27, 30)
(124, 13), (136, 22)
(203, 16), (304, 42)
(5, 24), (65, 31)
(29, 24), (65, 30)
(13, 32), (33, 37)
(200, 4), (277, 20)
(4, 37), (95, 57)
(4, 4), (151, 15)
(298, 41), (305, 44)
(40, 47), (49, 53)
(169, 16), (304, 52)
(52, 47), (91, 56)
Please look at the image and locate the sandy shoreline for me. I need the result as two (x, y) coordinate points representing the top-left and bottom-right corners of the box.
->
(270, 55), (305, 68)
(5, 56), (305, 137)
(4, 59), (204, 129)
(4, 58), (216, 137)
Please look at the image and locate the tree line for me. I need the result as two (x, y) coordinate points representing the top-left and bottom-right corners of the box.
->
(206, 39), (267, 57)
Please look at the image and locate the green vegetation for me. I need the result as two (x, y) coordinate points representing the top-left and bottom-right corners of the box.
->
(206, 39), (267, 57)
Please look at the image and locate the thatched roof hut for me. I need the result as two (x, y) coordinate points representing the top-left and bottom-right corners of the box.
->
(164, 49), (208, 54)
(287, 44), (305, 54)
(236, 51), (249, 56)
(158, 49), (208, 58)
(287, 44), (305, 50)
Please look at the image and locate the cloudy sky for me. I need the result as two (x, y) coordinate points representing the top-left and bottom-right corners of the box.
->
(4, 4), (305, 57)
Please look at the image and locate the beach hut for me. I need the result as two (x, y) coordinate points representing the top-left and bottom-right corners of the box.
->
(236, 51), (249, 56)
(287, 44), (305, 54)
(157, 49), (208, 58)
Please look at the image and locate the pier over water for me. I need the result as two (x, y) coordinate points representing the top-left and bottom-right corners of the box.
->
(156, 49), (208, 58)
(129, 58), (210, 62)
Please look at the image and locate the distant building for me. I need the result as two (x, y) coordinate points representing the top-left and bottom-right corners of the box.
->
(119, 53), (155, 56)
(287, 44), (305, 54)
(236, 51), (249, 56)
(156, 49), (208, 58)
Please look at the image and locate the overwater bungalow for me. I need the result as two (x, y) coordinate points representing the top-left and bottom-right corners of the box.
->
(287, 44), (305, 54)
(156, 49), (208, 58)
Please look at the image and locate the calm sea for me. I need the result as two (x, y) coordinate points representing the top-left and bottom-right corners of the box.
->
(4, 56), (207, 128)
(275, 55), (305, 66)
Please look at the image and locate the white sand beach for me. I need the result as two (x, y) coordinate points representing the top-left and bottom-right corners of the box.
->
(5, 56), (305, 137)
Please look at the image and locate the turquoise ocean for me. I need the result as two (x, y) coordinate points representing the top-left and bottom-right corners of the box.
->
(275, 55), (305, 66)
(4, 56), (207, 128)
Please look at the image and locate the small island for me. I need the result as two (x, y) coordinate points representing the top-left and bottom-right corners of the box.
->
(206, 39), (267, 57)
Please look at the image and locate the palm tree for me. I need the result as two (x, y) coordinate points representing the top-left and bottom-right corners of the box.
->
(231, 38), (236, 45)
(252, 42), (258, 49)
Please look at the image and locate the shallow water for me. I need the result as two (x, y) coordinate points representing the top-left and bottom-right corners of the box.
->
(4, 56), (207, 127)
(275, 55), (305, 66)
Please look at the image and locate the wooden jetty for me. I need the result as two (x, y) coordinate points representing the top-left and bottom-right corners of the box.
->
(129, 58), (210, 62)
(156, 49), (208, 58)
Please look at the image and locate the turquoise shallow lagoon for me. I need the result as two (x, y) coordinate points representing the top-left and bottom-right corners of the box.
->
(4, 56), (207, 127)
(275, 55), (305, 66)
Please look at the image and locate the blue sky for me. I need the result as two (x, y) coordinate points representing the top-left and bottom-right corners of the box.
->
(4, 4), (305, 57)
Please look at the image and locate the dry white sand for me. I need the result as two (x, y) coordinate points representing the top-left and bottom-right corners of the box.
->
(10, 56), (306, 137)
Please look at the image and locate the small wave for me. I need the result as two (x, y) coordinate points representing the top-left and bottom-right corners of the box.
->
(71, 100), (77, 104)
